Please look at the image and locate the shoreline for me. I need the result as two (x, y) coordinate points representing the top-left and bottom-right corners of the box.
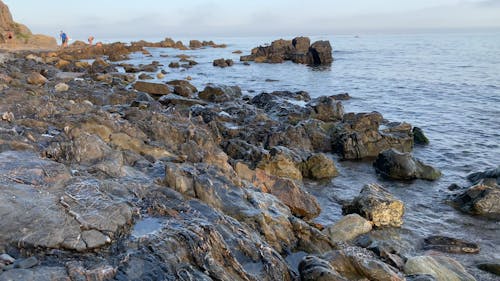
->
(0, 38), (498, 280)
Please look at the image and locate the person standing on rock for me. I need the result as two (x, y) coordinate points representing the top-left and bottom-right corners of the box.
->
(88, 35), (94, 45)
(60, 31), (68, 48)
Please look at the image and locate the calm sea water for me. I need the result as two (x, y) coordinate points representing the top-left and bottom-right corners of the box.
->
(119, 32), (500, 279)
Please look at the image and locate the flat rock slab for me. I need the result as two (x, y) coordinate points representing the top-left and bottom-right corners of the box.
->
(0, 151), (133, 252)
(55, 72), (86, 81)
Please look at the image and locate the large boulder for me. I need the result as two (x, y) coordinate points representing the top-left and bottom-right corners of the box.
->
(404, 256), (476, 281)
(467, 166), (500, 185)
(303, 153), (339, 180)
(308, 40), (333, 65)
(343, 183), (405, 227)
(373, 148), (442, 181)
(334, 112), (414, 160)
(306, 96), (344, 122)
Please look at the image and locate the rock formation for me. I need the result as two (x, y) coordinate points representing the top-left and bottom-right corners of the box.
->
(0, 1), (56, 48)
(240, 36), (333, 65)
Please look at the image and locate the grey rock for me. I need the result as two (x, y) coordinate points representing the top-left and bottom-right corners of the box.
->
(373, 148), (442, 181)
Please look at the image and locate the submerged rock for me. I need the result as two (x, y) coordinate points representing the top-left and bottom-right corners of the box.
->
(404, 256), (476, 281)
(423, 235), (480, 254)
(452, 182), (500, 219)
(373, 148), (442, 181)
(413, 127), (430, 145)
(343, 183), (405, 227)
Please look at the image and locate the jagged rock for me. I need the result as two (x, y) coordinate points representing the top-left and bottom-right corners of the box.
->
(235, 162), (321, 219)
(343, 183), (405, 227)
(166, 79), (198, 97)
(373, 148), (442, 181)
(257, 146), (304, 180)
(477, 263), (500, 276)
(323, 214), (373, 242)
(306, 96), (344, 122)
(241, 36), (333, 65)
(413, 127), (430, 145)
(452, 182), (500, 219)
(158, 93), (208, 107)
(334, 112), (414, 159)
(404, 256), (476, 281)
(303, 153), (339, 180)
(213, 58), (234, 67)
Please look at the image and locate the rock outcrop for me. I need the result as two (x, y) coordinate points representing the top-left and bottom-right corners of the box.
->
(0, 1), (56, 48)
(240, 36), (333, 65)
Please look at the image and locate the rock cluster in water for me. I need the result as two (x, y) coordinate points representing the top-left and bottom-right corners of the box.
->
(0, 40), (486, 280)
(240, 36), (333, 65)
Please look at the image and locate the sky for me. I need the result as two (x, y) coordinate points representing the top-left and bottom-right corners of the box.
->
(4, 0), (500, 40)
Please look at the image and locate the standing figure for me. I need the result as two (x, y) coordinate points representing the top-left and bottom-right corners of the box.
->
(88, 36), (94, 45)
(60, 31), (68, 48)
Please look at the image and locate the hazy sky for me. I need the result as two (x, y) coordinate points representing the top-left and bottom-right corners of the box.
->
(4, 0), (500, 40)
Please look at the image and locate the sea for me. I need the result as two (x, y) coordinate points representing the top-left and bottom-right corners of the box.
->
(108, 31), (500, 280)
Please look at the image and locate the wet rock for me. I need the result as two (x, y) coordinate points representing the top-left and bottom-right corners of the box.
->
(413, 127), (430, 145)
(306, 96), (344, 122)
(138, 73), (153, 80)
(452, 183), (500, 219)
(300, 246), (404, 281)
(241, 36), (333, 65)
(404, 256), (476, 281)
(303, 153), (339, 180)
(66, 261), (116, 281)
(91, 57), (115, 73)
(198, 84), (242, 103)
(166, 79), (198, 97)
(407, 274), (438, 281)
(373, 148), (442, 181)
(54, 82), (69, 92)
(343, 183), (405, 227)
(26, 72), (47, 85)
(158, 94), (208, 107)
(133, 81), (171, 96)
(335, 112), (414, 159)
(0, 254), (15, 264)
(330, 93), (351, 100)
(323, 214), (372, 242)
(423, 235), (480, 254)
(467, 166), (500, 185)
(477, 263), (500, 276)
(235, 162), (321, 219)
(168, 61), (180, 68)
(298, 255), (347, 281)
(0, 267), (69, 281)
(213, 58), (234, 67)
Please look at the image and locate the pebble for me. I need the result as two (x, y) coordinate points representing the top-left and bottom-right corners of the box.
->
(14, 256), (39, 269)
(0, 254), (15, 264)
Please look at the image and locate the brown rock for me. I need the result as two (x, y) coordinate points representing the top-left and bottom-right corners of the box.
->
(26, 72), (47, 85)
(133, 81), (171, 96)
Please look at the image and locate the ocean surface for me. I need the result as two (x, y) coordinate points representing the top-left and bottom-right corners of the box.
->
(118, 32), (500, 279)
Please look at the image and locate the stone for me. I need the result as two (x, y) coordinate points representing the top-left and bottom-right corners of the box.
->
(413, 127), (430, 145)
(166, 79), (198, 97)
(54, 82), (69, 92)
(373, 148), (442, 181)
(133, 81), (170, 96)
(257, 146), (303, 180)
(198, 84), (242, 102)
(452, 183), (500, 219)
(306, 96), (344, 122)
(404, 256), (476, 281)
(335, 112), (414, 160)
(189, 39), (203, 49)
(158, 94), (208, 107)
(26, 72), (47, 85)
(303, 153), (339, 180)
(323, 214), (372, 242)
(477, 263), (500, 276)
(308, 40), (333, 65)
(423, 236), (480, 254)
(0, 254), (14, 264)
(213, 58), (234, 67)
(343, 183), (405, 227)
(13, 257), (38, 269)
(467, 166), (500, 185)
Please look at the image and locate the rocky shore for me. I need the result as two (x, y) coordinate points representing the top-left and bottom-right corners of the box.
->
(0, 35), (496, 280)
